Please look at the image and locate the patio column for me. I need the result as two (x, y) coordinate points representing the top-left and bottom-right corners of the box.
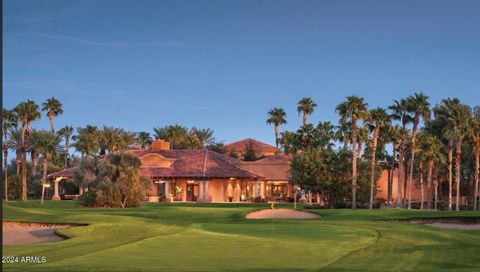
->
(253, 181), (259, 197)
(198, 181), (204, 200)
(260, 181), (265, 198)
(205, 181), (209, 200)
(52, 178), (61, 201)
(165, 181), (170, 199)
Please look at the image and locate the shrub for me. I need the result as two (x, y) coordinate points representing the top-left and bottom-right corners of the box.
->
(80, 190), (97, 207)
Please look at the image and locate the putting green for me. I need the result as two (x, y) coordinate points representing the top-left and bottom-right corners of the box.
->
(2, 201), (480, 272)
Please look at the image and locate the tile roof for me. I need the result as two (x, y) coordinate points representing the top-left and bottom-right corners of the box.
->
(234, 154), (292, 181)
(225, 138), (279, 152)
(48, 149), (263, 180)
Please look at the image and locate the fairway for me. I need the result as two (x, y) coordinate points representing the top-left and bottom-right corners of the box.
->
(3, 202), (480, 272)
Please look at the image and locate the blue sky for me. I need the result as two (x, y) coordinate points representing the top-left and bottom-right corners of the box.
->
(4, 0), (480, 146)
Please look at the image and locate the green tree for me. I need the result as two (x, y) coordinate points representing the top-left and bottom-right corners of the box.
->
(136, 131), (152, 149)
(153, 124), (189, 149)
(15, 100), (41, 201)
(418, 132), (445, 209)
(297, 97), (317, 125)
(41, 97), (63, 136)
(336, 96), (369, 209)
(366, 107), (390, 209)
(2, 108), (18, 201)
(406, 92), (431, 209)
(389, 98), (413, 207)
(266, 108), (287, 148)
(73, 125), (100, 156)
(95, 153), (151, 208)
(58, 126), (74, 168)
(243, 142), (262, 161)
(470, 107), (480, 211)
(35, 131), (61, 185)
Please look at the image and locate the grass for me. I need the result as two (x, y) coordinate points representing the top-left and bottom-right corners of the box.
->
(3, 201), (480, 272)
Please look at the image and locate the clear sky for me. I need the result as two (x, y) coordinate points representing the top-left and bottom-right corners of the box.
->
(4, 0), (480, 146)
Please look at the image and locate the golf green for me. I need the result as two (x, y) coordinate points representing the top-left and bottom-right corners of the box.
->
(3, 201), (480, 271)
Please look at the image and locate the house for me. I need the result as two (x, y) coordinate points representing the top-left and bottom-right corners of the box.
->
(48, 139), (292, 202)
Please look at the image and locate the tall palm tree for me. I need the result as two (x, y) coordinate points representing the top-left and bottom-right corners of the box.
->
(266, 108), (287, 148)
(2, 109), (18, 201)
(297, 97), (317, 125)
(73, 125), (100, 157)
(41, 97), (63, 136)
(335, 121), (351, 150)
(8, 128), (23, 176)
(437, 99), (471, 211)
(191, 127), (215, 148)
(385, 124), (401, 204)
(136, 131), (152, 149)
(336, 96), (369, 209)
(406, 92), (431, 209)
(58, 126), (74, 168)
(389, 98), (413, 207)
(153, 124), (189, 149)
(35, 131), (61, 185)
(418, 132), (445, 209)
(366, 107), (390, 209)
(27, 129), (42, 177)
(15, 100), (41, 201)
(471, 107), (480, 211)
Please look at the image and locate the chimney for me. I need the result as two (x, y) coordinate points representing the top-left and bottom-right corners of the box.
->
(151, 139), (170, 150)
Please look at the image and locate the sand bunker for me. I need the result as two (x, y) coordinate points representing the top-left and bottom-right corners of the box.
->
(3, 222), (74, 245)
(246, 208), (321, 219)
(396, 217), (480, 230)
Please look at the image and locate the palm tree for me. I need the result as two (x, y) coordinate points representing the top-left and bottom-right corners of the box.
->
(191, 127), (215, 148)
(385, 124), (401, 204)
(58, 126), (74, 168)
(27, 129), (41, 177)
(14, 100), (41, 201)
(389, 99), (413, 207)
(279, 131), (298, 154)
(153, 124), (189, 149)
(41, 97), (63, 136)
(2, 109), (18, 201)
(335, 121), (351, 150)
(8, 128), (23, 176)
(436, 99), (471, 211)
(406, 92), (430, 209)
(366, 107), (390, 209)
(35, 131), (61, 191)
(336, 96), (369, 209)
(136, 131), (152, 149)
(266, 108), (287, 148)
(418, 132), (444, 209)
(471, 107), (480, 211)
(297, 97), (317, 125)
(73, 125), (100, 157)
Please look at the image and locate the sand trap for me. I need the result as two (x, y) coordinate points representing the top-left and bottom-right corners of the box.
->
(423, 223), (480, 230)
(394, 217), (480, 230)
(3, 222), (74, 245)
(246, 208), (321, 219)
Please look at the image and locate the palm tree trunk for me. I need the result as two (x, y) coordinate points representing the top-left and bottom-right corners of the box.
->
(427, 159), (433, 209)
(455, 135), (463, 211)
(3, 131), (9, 201)
(397, 145), (404, 208)
(351, 119), (357, 209)
(21, 149), (27, 201)
(274, 125), (279, 148)
(16, 151), (21, 176)
(448, 138), (453, 211)
(419, 161), (424, 210)
(369, 128), (379, 209)
(408, 118), (419, 210)
(42, 157), (48, 183)
(303, 112), (307, 126)
(48, 113), (55, 136)
(31, 150), (38, 177)
(474, 137), (479, 211)
(388, 143), (397, 204)
(64, 136), (70, 168)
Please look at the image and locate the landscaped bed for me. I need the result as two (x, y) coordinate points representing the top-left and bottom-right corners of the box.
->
(3, 201), (480, 272)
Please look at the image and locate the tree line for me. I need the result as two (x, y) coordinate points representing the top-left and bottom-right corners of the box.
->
(267, 94), (479, 211)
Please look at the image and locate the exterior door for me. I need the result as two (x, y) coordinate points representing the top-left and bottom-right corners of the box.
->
(187, 183), (198, 202)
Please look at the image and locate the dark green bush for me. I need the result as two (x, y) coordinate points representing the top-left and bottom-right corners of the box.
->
(80, 190), (97, 207)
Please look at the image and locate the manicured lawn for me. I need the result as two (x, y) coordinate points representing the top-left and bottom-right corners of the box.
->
(3, 201), (480, 272)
